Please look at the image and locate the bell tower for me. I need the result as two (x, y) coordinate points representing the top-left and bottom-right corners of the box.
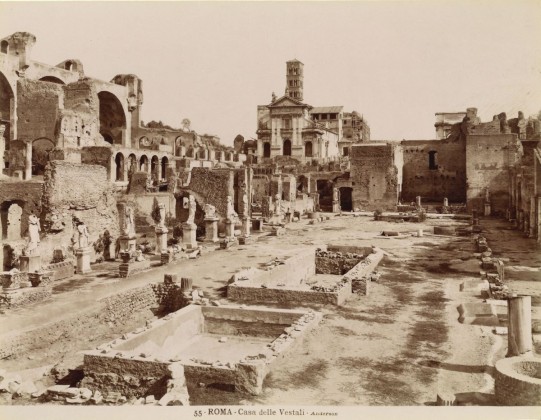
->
(286, 59), (304, 101)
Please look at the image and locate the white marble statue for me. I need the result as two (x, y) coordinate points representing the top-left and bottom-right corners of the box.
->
(123, 206), (136, 237)
(26, 213), (41, 255)
(186, 195), (196, 225)
(77, 221), (89, 248)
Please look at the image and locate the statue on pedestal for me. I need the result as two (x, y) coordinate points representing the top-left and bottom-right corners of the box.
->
(158, 203), (167, 228)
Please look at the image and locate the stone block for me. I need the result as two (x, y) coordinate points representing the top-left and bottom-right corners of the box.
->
(119, 259), (151, 278)
(164, 274), (179, 284)
(19, 255), (42, 273)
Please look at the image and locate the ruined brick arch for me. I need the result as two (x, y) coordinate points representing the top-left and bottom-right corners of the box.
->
(114, 152), (125, 181)
(127, 153), (137, 176)
(31, 137), (54, 176)
(150, 155), (160, 181)
(161, 156), (168, 180)
(38, 76), (65, 85)
(97, 91), (126, 145)
(139, 154), (149, 172)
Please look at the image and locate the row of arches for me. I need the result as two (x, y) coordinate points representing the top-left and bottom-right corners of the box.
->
(114, 152), (169, 182)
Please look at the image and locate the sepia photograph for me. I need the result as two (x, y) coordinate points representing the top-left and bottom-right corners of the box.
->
(0, 1), (540, 419)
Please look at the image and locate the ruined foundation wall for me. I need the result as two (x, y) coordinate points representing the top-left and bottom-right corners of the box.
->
(16, 79), (63, 142)
(350, 144), (399, 211)
(466, 134), (520, 214)
(188, 168), (234, 219)
(40, 161), (119, 262)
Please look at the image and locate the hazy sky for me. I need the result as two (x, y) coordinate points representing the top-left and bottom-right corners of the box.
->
(1, 1), (540, 145)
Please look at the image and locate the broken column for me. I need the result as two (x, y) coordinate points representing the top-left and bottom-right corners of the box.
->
(484, 188), (491, 216)
(0, 124), (5, 173)
(225, 195), (237, 240)
(443, 197), (449, 207)
(155, 203), (168, 253)
(415, 196), (422, 208)
(506, 295), (532, 357)
(182, 194), (198, 249)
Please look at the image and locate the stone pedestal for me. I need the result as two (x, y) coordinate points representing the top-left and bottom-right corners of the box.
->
(225, 220), (235, 239)
(484, 203), (491, 216)
(242, 217), (251, 237)
(155, 227), (169, 253)
(119, 236), (137, 253)
(75, 247), (92, 274)
(182, 222), (198, 249)
(19, 255), (42, 273)
(204, 218), (219, 242)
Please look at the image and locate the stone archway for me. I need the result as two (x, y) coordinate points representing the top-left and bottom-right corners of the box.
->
(161, 156), (168, 180)
(98, 91), (126, 145)
(115, 152), (125, 181)
(0, 71), (14, 144)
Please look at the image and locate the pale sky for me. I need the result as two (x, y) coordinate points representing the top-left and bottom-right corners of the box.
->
(1, 1), (540, 145)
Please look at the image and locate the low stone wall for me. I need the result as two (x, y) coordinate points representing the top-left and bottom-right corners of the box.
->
(81, 354), (172, 399)
(494, 356), (541, 406)
(43, 260), (75, 281)
(315, 249), (364, 275)
(0, 286), (52, 309)
(83, 305), (322, 397)
(342, 249), (385, 296)
(0, 277), (188, 358)
(228, 280), (351, 306)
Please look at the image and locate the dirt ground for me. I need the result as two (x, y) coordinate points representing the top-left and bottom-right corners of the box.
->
(1, 213), (540, 406)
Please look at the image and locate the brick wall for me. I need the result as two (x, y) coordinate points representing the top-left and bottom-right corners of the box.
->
(350, 144), (399, 211)
(466, 134), (521, 214)
(189, 168), (234, 219)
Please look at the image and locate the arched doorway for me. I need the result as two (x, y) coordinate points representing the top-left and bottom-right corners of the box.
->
(0, 71), (13, 143)
(97, 91), (126, 145)
(32, 138), (54, 176)
(339, 187), (353, 211)
(161, 156), (168, 180)
(115, 153), (125, 181)
(139, 155), (149, 172)
(186, 147), (194, 158)
(127, 154), (137, 177)
(151, 155), (159, 181)
(305, 141), (313, 157)
(283, 139), (292, 156)
(263, 142), (271, 158)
